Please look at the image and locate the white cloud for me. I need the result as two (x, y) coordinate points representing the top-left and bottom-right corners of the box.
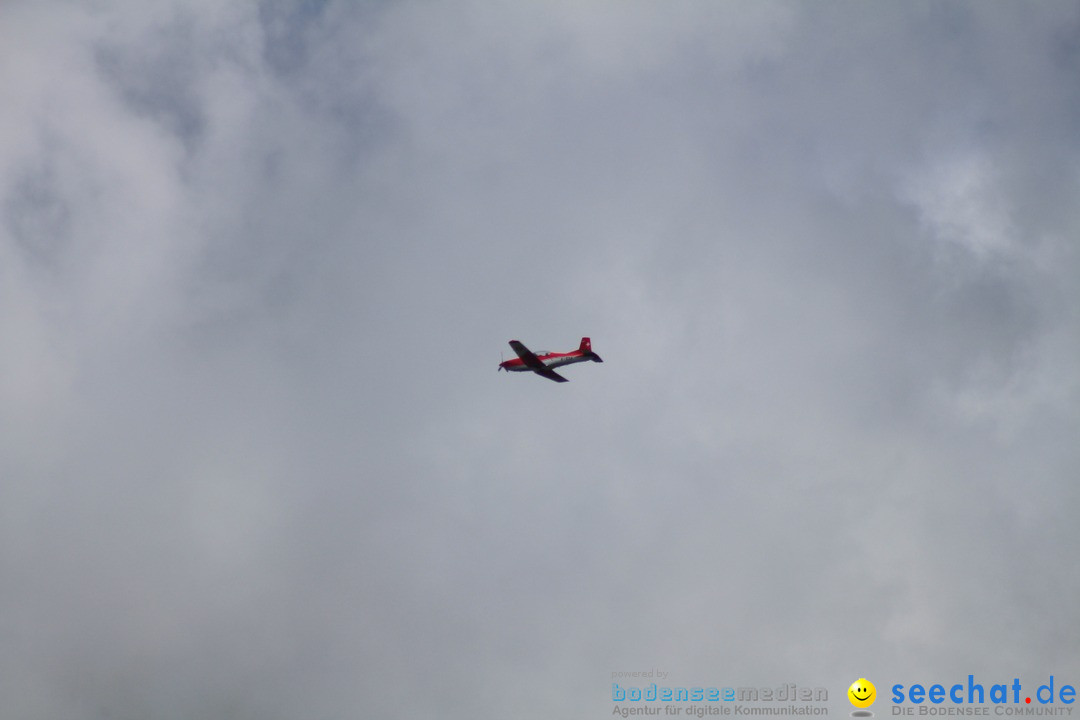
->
(903, 152), (1016, 258)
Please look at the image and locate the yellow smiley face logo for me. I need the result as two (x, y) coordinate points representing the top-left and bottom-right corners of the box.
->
(848, 678), (876, 708)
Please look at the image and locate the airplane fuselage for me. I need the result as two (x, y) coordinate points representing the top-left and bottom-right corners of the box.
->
(499, 351), (591, 373)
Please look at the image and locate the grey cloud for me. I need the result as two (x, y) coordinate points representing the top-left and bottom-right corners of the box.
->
(2, 2), (1079, 718)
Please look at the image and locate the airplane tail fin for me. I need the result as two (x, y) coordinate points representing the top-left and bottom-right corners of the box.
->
(579, 337), (603, 362)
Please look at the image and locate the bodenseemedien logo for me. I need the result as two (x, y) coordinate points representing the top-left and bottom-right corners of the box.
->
(609, 676), (829, 717)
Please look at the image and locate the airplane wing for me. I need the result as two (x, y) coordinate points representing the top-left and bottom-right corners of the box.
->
(534, 367), (569, 383)
(508, 340), (545, 370)
(508, 341), (569, 382)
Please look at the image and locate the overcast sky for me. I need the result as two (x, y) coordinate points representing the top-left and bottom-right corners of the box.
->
(2, 1), (1080, 718)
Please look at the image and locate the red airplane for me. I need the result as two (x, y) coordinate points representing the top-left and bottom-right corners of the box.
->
(498, 337), (603, 383)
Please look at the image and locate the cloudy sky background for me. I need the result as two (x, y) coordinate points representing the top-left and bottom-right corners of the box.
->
(3, 1), (1080, 717)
